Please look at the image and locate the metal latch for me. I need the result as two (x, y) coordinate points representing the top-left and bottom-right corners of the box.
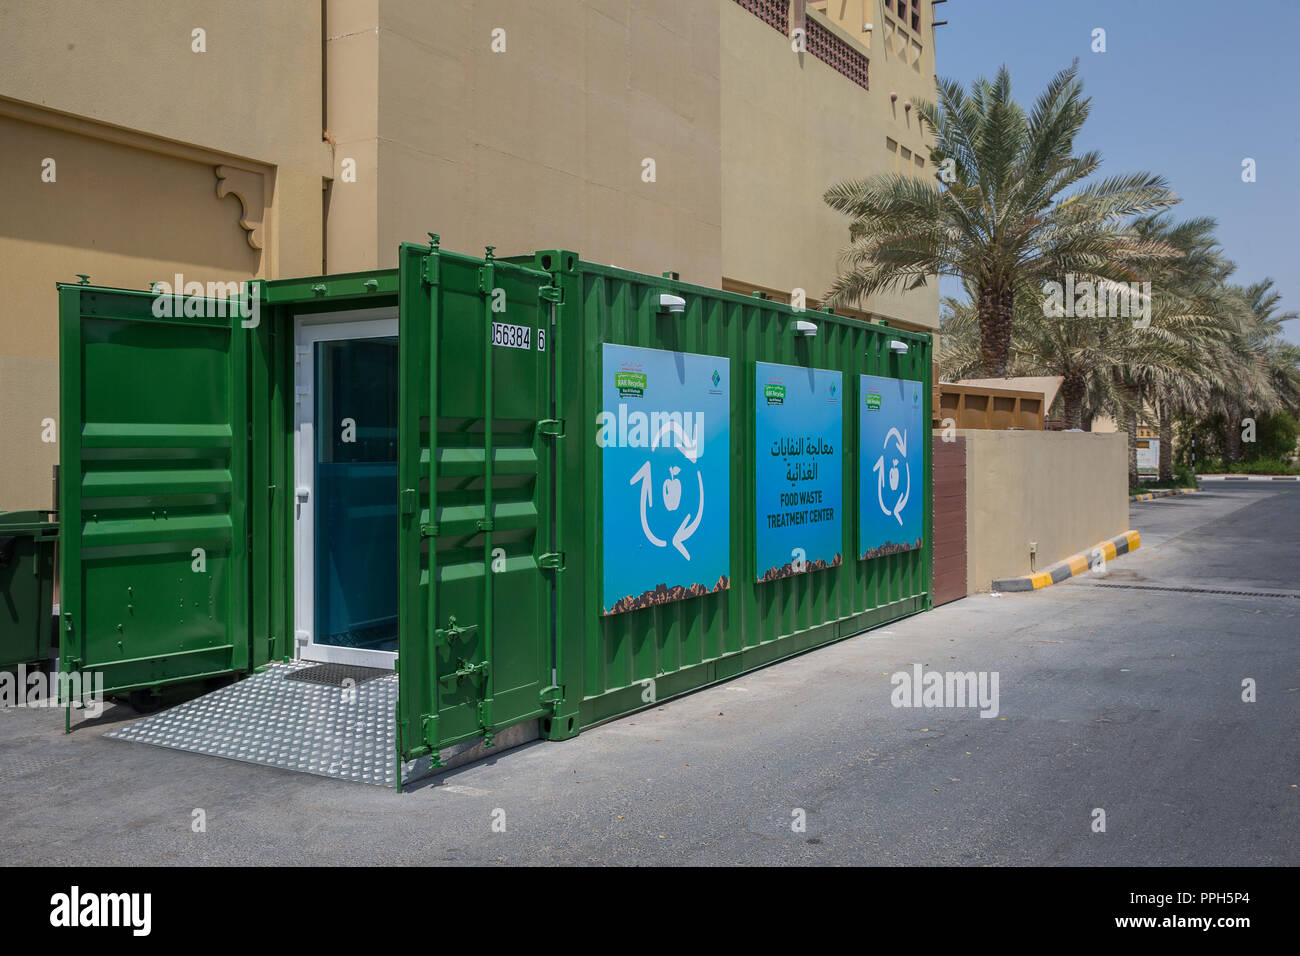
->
(440, 658), (489, 684)
(433, 616), (478, 647)
(539, 285), (561, 303)
(538, 419), (564, 437)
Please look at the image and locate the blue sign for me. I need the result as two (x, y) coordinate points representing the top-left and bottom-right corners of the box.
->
(599, 343), (730, 615)
(859, 374), (923, 558)
(755, 362), (842, 581)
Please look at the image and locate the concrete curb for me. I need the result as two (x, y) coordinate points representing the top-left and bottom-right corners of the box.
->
(1197, 474), (1298, 482)
(992, 530), (1140, 593)
(1130, 487), (1200, 502)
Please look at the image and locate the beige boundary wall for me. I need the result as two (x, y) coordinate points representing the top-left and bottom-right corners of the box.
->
(960, 430), (1129, 593)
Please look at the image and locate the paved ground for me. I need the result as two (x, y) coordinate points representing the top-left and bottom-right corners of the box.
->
(1, 484), (1294, 865)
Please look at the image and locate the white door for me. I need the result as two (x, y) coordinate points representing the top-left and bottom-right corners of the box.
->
(294, 309), (400, 668)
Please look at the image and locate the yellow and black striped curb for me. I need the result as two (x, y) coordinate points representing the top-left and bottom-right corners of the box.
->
(1130, 487), (1200, 502)
(992, 531), (1141, 593)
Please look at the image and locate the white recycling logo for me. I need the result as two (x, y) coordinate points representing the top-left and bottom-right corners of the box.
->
(871, 426), (910, 526)
(629, 419), (705, 560)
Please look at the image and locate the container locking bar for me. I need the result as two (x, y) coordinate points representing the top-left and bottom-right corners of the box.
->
(439, 659), (489, 685)
(478, 246), (498, 748)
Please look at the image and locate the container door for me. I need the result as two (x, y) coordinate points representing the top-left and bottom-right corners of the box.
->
(396, 242), (557, 761)
(58, 284), (252, 697)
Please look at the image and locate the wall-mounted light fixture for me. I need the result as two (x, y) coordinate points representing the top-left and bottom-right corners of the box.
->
(795, 320), (818, 337)
(658, 293), (686, 314)
(889, 339), (909, 354)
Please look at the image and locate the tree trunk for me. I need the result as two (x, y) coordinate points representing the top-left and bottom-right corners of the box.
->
(1225, 403), (1243, 461)
(1060, 372), (1086, 429)
(1127, 405), (1139, 488)
(977, 282), (1014, 378)
(1158, 403), (1173, 481)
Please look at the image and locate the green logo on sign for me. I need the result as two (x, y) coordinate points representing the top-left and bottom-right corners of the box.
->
(865, 392), (882, 410)
(764, 383), (786, 405)
(615, 370), (647, 398)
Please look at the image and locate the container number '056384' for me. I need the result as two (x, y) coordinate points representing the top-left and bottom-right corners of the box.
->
(492, 321), (533, 351)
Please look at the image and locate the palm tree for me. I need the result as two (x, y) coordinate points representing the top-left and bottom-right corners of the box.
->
(1107, 215), (1238, 484)
(938, 214), (1238, 487)
(1219, 279), (1300, 461)
(824, 62), (1178, 377)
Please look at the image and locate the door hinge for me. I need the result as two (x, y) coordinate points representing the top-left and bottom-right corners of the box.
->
(538, 418), (565, 437)
(538, 552), (564, 570)
(400, 488), (417, 516)
(539, 684), (564, 709)
(539, 285), (562, 304)
(422, 253), (439, 286)
(433, 616), (477, 647)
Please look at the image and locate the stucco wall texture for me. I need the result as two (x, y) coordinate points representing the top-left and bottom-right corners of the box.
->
(959, 430), (1130, 593)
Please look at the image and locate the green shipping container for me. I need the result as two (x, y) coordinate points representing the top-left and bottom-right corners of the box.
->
(57, 238), (931, 767)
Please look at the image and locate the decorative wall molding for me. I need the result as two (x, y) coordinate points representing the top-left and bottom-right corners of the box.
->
(0, 94), (275, 273)
(215, 165), (265, 250)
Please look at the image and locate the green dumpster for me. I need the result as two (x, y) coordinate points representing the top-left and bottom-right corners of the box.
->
(0, 510), (58, 671)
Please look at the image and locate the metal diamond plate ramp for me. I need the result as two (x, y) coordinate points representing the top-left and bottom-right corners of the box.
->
(105, 661), (416, 788)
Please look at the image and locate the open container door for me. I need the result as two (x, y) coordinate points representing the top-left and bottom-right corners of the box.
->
(58, 282), (255, 704)
(396, 240), (559, 766)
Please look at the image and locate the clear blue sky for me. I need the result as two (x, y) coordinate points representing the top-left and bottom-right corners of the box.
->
(933, 0), (1300, 342)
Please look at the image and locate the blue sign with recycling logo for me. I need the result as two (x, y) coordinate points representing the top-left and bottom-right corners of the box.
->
(598, 343), (730, 615)
(858, 374), (923, 559)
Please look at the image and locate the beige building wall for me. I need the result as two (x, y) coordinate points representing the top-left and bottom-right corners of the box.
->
(326, 0), (939, 333)
(1, 0), (938, 510)
(721, 0), (939, 330)
(0, 0), (329, 510)
(325, 0), (723, 283)
(961, 430), (1129, 592)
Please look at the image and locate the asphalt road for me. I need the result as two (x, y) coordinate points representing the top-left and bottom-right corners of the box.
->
(1, 484), (1295, 865)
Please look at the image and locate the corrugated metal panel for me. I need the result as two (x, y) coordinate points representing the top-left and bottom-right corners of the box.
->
(57, 285), (252, 695)
(535, 252), (933, 732)
(395, 243), (555, 762)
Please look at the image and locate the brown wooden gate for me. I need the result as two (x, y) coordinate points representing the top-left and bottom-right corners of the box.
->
(932, 435), (967, 606)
